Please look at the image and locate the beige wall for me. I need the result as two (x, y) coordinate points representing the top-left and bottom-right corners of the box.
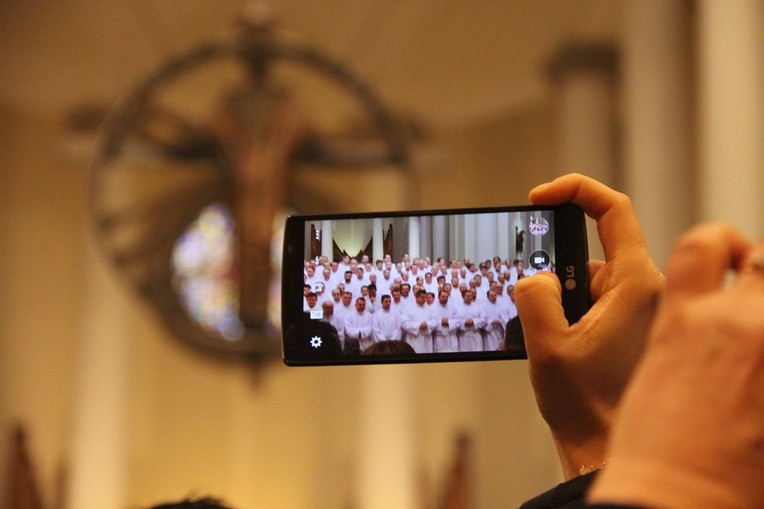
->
(426, 102), (560, 210)
(1, 108), (84, 506)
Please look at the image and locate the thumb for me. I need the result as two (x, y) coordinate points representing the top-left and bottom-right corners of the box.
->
(515, 272), (569, 353)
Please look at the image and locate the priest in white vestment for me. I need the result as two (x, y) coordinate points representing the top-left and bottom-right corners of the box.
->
(345, 297), (374, 354)
(498, 284), (518, 322)
(372, 295), (403, 342)
(321, 301), (345, 350)
(458, 290), (486, 352)
(432, 290), (460, 353)
(334, 292), (356, 344)
(401, 290), (437, 353)
(481, 290), (507, 351)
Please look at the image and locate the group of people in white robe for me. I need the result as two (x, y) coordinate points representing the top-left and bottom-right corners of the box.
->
(302, 252), (552, 355)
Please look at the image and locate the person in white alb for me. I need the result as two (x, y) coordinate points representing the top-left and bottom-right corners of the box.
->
(432, 289), (460, 353)
(401, 289), (437, 353)
(344, 297), (374, 354)
(389, 285), (405, 312)
(458, 290), (486, 352)
(329, 288), (343, 308)
(348, 267), (367, 295)
(472, 274), (489, 301)
(481, 289), (507, 351)
(317, 268), (334, 303)
(304, 265), (318, 287)
(372, 294), (403, 342)
(328, 261), (343, 287)
(321, 300), (345, 350)
(377, 268), (393, 297)
(497, 284), (518, 321)
(365, 284), (379, 314)
(399, 283), (413, 310)
(303, 292), (321, 316)
(334, 291), (355, 328)
(341, 270), (354, 293)
(423, 271), (438, 294)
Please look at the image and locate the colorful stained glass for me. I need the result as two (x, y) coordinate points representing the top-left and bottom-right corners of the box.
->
(172, 203), (245, 341)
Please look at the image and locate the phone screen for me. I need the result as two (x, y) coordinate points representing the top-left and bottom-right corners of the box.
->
(281, 204), (588, 365)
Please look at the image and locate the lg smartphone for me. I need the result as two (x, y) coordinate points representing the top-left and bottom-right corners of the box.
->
(281, 204), (588, 366)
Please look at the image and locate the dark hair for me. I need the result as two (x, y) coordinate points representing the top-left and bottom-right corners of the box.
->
(361, 340), (416, 355)
(149, 497), (232, 509)
(503, 316), (525, 351)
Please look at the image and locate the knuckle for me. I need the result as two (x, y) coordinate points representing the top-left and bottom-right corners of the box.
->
(669, 227), (728, 268)
(611, 191), (634, 211)
(675, 222), (735, 254)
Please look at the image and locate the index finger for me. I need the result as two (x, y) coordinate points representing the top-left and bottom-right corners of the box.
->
(529, 173), (647, 262)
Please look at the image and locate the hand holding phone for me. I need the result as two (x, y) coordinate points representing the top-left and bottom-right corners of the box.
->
(281, 203), (589, 365)
(514, 173), (664, 479)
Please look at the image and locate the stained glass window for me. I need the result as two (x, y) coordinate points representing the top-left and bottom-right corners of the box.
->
(172, 203), (245, 341)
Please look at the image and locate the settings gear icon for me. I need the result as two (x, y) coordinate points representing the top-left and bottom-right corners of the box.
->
(310, 336), (322, 349)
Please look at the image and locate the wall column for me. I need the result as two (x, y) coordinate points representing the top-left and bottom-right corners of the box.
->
(358, 366), (418, 509)
(548, 43), (619, 260)
(372, 218), (384, 262)
(622, 0), (694, 268)
(463, 214), (476, 261)
(697, 0), (764, 238)
(475, 213), (498, 262)
(448, 215), (465, 261)
(418, 215), (432, 261)
(321, 220), (333, 259)
(432, 215), (448, 261)
(497, 212), (510, 260)
(407, 217), (421, 260)
(67, 242), (129, 508)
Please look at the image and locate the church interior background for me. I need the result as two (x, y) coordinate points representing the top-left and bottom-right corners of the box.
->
(1, 1), (763, 507)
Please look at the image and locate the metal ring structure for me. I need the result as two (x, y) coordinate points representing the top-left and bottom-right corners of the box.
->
(90, 27), (411, 362)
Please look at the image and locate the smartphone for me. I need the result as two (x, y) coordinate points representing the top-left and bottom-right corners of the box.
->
(281, 204), (588, 366)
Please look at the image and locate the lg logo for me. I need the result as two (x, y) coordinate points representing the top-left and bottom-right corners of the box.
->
(565, 265), (577, 290)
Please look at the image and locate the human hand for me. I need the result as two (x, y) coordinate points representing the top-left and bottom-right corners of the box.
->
(514, 173), (663, 479)
(589, 224), (764, 508)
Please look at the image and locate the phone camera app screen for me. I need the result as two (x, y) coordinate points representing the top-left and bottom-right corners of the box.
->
(296, 210), (554, 358)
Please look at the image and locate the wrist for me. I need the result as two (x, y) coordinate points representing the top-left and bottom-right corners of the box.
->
(552, 429), (611, 480)
(588, 457), (757, 509)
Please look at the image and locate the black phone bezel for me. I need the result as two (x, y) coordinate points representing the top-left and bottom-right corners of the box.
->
(281, 203), (589, 366)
